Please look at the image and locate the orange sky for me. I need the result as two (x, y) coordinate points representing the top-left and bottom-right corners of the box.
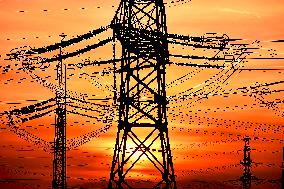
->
(0, 0), (284, 188)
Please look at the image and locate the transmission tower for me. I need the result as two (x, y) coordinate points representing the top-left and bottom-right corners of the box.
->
(52, 34), (67, 189)
(240, 137), (253, 189)
(108, 0), (176, 188)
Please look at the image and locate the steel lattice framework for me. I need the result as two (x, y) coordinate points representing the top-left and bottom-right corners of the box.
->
(52, 35), (67, 189)
(108, 0), (176, 188)
(240, 137), (253, 189)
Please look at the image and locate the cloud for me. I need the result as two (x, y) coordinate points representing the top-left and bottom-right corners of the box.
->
(218, 8), (261, 19)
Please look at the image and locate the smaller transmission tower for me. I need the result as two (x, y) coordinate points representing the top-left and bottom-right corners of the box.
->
(52, 34), (67, 189)
(240, 137), (253, 189)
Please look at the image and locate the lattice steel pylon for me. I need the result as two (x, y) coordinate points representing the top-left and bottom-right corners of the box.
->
(108, 0), (176, 188)
(240, 137), (253, 189)
(52, 34), (67, 189)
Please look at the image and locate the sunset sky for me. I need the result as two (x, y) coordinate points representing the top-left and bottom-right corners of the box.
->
(0, 0), (283, 188)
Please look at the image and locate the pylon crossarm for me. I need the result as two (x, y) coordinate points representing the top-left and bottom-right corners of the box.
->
(167, 33), (229, 50)
(168, 40), (226, 50)
(3, 101), (55, 126)
(6, 26), (110, 58)
(21, 108), (55, 123)
(42, 38), (113, 64)
(7, 97), (55, 115)
(7, 37), (112, 69)
(68, 57), (136, 67)
(0, 99), (57, 153)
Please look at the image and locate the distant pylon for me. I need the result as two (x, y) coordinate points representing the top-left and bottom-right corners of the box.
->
(108, 0), (176, 188)
(52, 34), (67, 189)
(240, 137), (253, 189)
